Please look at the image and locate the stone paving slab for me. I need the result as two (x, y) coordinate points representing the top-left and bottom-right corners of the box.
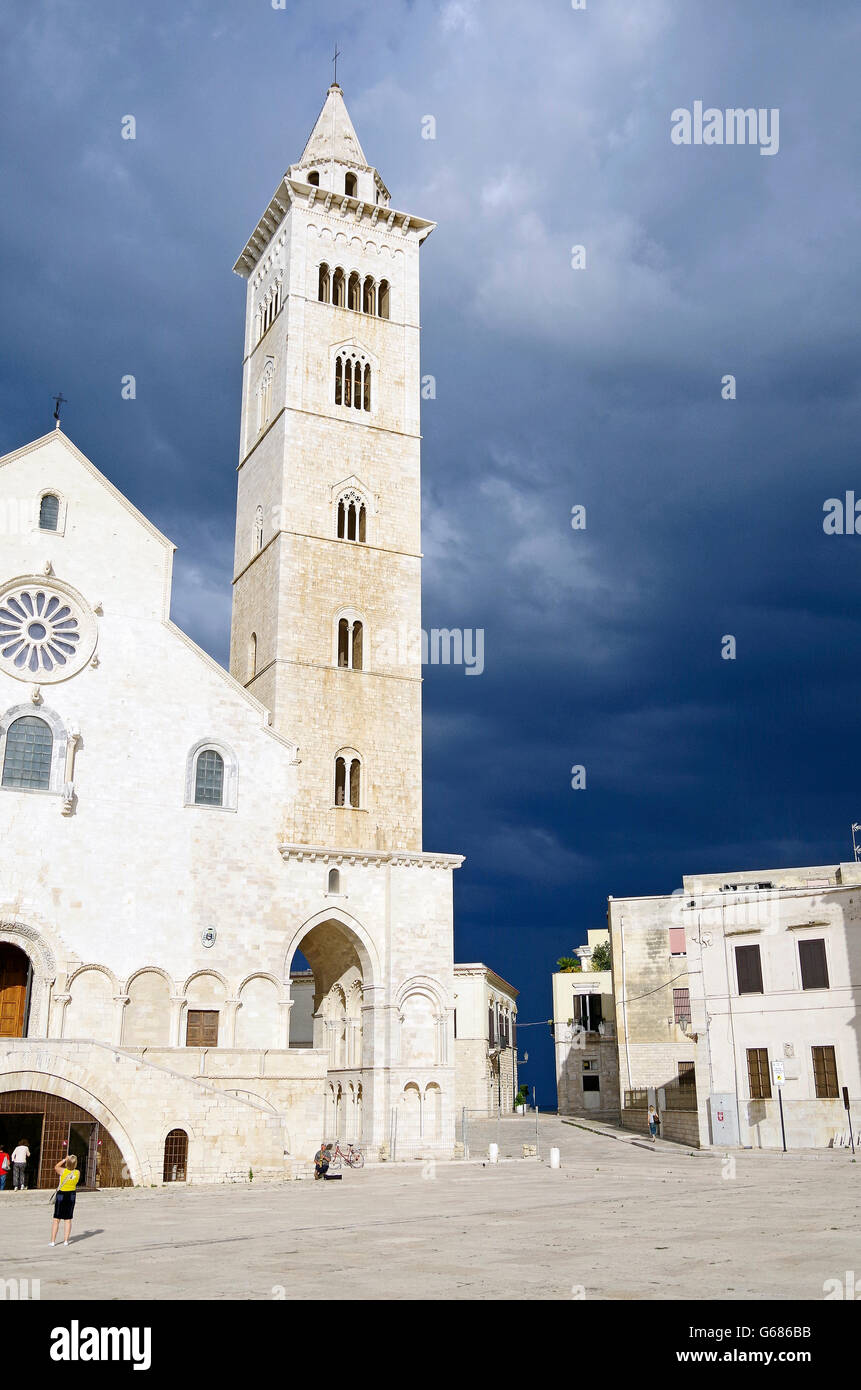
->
(1, 1118), (858, 1301)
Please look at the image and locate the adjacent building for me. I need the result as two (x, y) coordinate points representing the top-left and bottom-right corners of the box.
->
(453, 964), (518, 1116)
(553, 929), (619, 1121)
(609, 863), (861, 1150)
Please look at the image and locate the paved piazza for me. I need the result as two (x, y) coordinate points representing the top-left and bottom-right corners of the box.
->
(2, 1119), (857, 1301)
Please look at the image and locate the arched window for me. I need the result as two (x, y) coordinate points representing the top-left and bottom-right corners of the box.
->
(362, 277), (375, 314)
(334, 752), (362, 808)
(348, 272), (361, 312)
(336, 615), (364, 671)
(1, 715), (52, 790)
(257, 359), (275, 432)
(332, 268), (345, 307)
(254, 505), (264, 552)
(248, 632), (257, 681)
(318, 262), (331, 303)
(333, 353), (371, 414)
(163, 1129), (188, 1183)
(308, 170), (320, 187)
(328, 867), (341, 894)
(377, 280), (390, 320)
(39, 494), (60, 531)
(194, 749), (225, 806)
(345, 172), (357, 197)
(336, 489), (367, 542)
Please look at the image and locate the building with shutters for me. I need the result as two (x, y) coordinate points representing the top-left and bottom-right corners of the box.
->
(552, 929), (619, 1121)
(0, 84), (465, 1185)
(453, 965), (519, 1117)
(609, 862), (861, 1149)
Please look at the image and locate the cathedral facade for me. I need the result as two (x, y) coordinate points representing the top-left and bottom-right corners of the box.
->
(0, 86), (461, 1185)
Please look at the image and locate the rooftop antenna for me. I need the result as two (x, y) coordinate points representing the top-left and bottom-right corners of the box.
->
(853, 824), (861, 862)
(52, 393), (67, 430)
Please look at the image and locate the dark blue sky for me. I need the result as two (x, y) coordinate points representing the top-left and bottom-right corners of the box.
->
(1, 0), (859, 1103)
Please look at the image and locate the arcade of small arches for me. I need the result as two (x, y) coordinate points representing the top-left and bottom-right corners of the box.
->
(305, 169), (386, 205)
(318, 264), (390, 319)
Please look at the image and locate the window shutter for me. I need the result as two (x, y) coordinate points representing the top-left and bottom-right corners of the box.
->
(799, 939), (829, 990)
(735, 944), (763, 994)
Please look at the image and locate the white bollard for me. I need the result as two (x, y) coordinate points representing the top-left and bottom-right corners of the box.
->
(488, 1142), (499, 1164)
(549, 1146), (561, 1169)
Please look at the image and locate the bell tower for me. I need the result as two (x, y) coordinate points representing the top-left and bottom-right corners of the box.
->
(229, 86), (435, 853)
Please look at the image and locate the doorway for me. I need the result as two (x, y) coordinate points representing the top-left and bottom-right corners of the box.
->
(0, 1113), (43, 1189)
(68, 1121), (98, 1189)
(0, 944), (32, 1037)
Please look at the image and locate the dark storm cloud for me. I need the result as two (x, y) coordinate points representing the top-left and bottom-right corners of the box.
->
(1, 0), (859, 1097)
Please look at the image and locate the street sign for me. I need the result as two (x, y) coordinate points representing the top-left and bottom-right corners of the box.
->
(843, 1086), (851, 1111)
(771, 1059), (786, 1088)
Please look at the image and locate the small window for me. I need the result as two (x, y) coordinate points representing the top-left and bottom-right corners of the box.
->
(678, 1060), (696, 1089)
(332, 268), (345, 307)
(2, 715), (53, 790)
(668, 927), (686, 955)
(308, 170), (320, 186)
(186, 1010), (219, 1046)
(163, 1129), (188, 1182)
(248, 632), (257, 681)
(328, 867), (341, 894)
(377, 280), (390, 320)
(799, 938), (829, 991)
(194, 749), (225, 807)
(345, 172), (357, 197)
(334, 753), (362, 808)
(746, 1047), (771, 1099)
(735, 943), (763, 995)
(348, 271), (361, 312)
(39, 494), (60, 531)
(673, 987), (690, 1025)
(582, 1074), (600, 1092)
(812, 1045), (839, 1099)
(254, 505), (264, 551)
(582, 1059), (598, 1072)
(362, 276), (375, 314)
(318, 262), (331, 303)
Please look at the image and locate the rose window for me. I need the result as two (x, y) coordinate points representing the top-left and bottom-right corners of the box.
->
(0, 581), (95, 682)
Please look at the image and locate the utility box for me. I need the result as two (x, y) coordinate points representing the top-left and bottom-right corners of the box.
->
(709, 1092), (740, 1146)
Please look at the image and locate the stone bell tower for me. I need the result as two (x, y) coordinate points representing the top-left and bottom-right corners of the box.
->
(229, 85), (435, 853)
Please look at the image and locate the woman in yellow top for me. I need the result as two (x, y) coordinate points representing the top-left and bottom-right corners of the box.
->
(50, 1155), (80, 1247)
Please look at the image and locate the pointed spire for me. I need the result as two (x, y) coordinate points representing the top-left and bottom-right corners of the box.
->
(299, 84), (369, 170)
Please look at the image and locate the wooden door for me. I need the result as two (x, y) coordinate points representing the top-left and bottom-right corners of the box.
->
(0, 945), (29, 1037)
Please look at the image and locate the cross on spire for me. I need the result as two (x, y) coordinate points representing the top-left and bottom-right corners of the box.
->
(332, 42), (340, 85)
(52, 392), (68, 429)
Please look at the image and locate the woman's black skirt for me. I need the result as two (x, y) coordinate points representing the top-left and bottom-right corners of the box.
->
(53, 1191), (76, 1220)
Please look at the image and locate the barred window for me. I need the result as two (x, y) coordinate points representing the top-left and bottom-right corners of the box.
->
(1, 715), (52, 790)
(678, 1060), (696, 1089)
(812, 1045), (839, 1099)
(746, 1047), (771, 1100)
(194, 749), (224, 807)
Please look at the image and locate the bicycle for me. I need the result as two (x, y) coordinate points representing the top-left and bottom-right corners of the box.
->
(327, 1141), (364, 1170)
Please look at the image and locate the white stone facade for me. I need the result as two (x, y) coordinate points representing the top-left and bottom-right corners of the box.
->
(610, 863), (861, 1149)
(0, 85), (462, 1183)
(453, 965), (518, 1117)
(553, 930), (619, 1120)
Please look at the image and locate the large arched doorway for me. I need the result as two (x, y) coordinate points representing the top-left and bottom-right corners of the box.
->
(287, 916), (372, 1143)
(0, 944), (32, 1037)
(0, 1090), (131, 1188)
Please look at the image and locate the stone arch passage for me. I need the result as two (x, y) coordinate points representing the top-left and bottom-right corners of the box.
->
(286, 916), (371, 1140)
(0, 1089), (131, 1188)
